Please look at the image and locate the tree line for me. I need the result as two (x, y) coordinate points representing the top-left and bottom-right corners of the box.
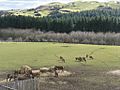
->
(0, 29), (120, 45)
(1, 9), (120, 32)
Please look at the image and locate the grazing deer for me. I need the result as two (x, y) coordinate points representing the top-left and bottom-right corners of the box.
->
(75, 57), (82, 62)
(59, 56), (65, 63)
(89, 56), (94, 59)
(86, 54), (94, 60)
(75, 57), (86, 62)
(82, 57), (87, 62)
(86, 54), (89, 58)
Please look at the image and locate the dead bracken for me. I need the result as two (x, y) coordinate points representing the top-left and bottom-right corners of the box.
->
(0, 65), (73, 83)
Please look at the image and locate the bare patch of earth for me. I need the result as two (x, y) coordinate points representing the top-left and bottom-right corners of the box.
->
(107, 70), (120, 75)
(0, 66), (120, 90)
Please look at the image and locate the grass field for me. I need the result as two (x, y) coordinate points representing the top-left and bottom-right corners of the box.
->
(0, 42), (120, 70)
(0, 42), (120, 90)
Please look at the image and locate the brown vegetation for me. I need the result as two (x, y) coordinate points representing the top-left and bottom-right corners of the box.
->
(0, 29), (120, 45)
(6, 65), (71, 82)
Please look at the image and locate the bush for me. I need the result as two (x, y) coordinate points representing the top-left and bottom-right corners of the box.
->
(0, 29), (120, 45)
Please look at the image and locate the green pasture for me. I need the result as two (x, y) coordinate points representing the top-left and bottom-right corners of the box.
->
(0, 42), (120, 70)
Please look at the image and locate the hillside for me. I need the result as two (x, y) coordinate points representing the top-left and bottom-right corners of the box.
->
(7, 1), (120, 17)
(1, 8), (120, 33)
(1, 1), (120, 33)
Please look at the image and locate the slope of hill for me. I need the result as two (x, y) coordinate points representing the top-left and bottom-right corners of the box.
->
(5, 1), (120, 17)
(8, 2), (66, 17)
(6, 1), (120, 17)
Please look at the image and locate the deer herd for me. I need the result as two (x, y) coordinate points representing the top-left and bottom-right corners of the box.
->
(75, 54), (94, 62)
(6, 54), (94, 82)
(59, 54), (94, 63)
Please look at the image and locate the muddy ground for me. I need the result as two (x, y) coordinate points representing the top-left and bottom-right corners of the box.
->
(0, 65), (120, 90)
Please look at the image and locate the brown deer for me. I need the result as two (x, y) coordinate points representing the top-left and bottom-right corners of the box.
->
(86, 54), (89, 58)
(89, 56), (94, 59)
(86, 54), (94, 60)
(59, 56), (66, 63)
(82, 57), (87, 62)
(75, 57), (86, 62)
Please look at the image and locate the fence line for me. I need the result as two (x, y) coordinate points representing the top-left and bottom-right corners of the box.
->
(0, 78), (40, 90)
